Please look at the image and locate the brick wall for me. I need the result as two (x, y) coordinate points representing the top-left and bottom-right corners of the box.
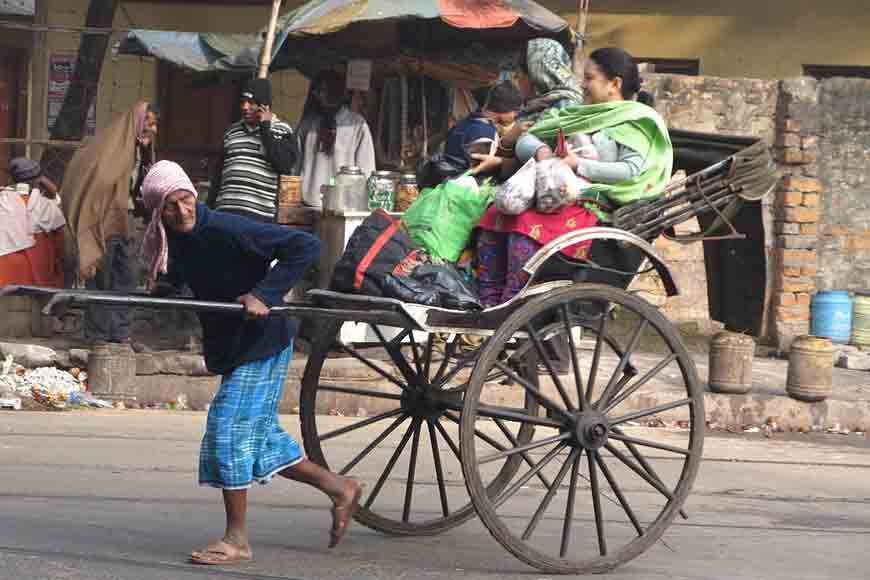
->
(769, 79), (821, 347)
(815, 78), (870, 293)
(767, 78), (870, 347)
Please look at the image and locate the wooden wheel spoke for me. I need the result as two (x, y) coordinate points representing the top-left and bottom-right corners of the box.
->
(320, 408), (404, 442)
(603, 354), (679, 414)
(382, 326), (413, 348)
(494, 360), (573, 421)
(423, 333), (436, 380)
(586, 450), (608, 557)
(494, 418), (552, 490)
(427, 419), (451, 517)
(615, 429), (688, 520)
(604, 443), (675, 502)
(596, 450), (644, 536)
(402, 418), (423, 523)
(494, 443), (568, 509)
(525, 324), (576, 413)
(444, 411), (508, 453)
(609, 398), (693, 427)
(557, 449), (582, 557)
(597, 320), (648, 409)
(522, 448), (579, 541)
(561, 305), (587, 411)
(609, 432), (691, 456)
(408, 330), (423, 375)
(364, 418), (417, 510)
(318, 383), (404, 402)
(586, 310), (609, 401)
(340, 344), (409, 391)
(372, 325), (419, 385)
(340, 414), (408, 475)
(432, 338), (460, 385)
(436, 349), (478, 387)
(476, 403), (563, 429)
(478, 432), (571, 465)
(434, 419), (462, 463)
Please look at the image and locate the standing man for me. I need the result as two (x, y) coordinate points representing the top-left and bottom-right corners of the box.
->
(209, 78), (298, 222)
(140, 161), (361, 565)
(62, 101), (159, 344)
(297, 70), (376, 208)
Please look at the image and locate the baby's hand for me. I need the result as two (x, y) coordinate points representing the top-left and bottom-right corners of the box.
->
(575, 144), (599, 160)
(470, 154), (503, 176)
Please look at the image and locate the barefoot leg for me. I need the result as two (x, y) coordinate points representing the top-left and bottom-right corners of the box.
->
(281, 459), (362, 547)
(329, 479), (362, 548)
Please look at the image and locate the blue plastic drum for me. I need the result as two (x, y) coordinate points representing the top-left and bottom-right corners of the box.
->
(811, 290), (852, 344)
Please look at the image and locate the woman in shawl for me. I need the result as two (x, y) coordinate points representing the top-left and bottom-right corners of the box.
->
(474, 47), (673, 307)
(62, 101), (159, 344)
(520, 38), (584, 123)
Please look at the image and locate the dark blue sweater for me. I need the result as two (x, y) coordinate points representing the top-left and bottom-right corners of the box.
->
(444, 111), (497, 161)
(166, 204), (320, 375)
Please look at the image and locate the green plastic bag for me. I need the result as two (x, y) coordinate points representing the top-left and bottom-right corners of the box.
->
(403, 178), (494, 262)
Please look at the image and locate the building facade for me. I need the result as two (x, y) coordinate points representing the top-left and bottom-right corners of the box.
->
(547, 0), (870, 79)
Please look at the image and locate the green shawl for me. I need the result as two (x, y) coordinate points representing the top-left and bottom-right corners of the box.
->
(529, 100), (673, 209)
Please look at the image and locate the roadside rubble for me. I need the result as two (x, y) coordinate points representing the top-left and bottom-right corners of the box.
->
(0, 354), (110, 411)
(833, 344), (870, 370)
(0, 337), (211, 412)
(627, 415), (869, 439)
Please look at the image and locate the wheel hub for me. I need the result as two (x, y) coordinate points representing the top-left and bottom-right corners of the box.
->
(402, 386), (457, 420)
(573, 410), (611, 450)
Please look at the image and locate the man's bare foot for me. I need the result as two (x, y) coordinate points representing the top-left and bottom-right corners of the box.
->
(190, 539), (252, 565)
(329, 478), (362, 548)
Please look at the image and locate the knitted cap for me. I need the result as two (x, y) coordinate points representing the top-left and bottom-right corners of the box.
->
(241, 78), (272, 107)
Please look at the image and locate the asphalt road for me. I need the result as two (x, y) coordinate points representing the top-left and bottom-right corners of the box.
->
(2, 411), (870, 580)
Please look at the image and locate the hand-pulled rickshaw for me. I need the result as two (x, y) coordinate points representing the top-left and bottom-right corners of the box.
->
(2, 130), (776, 574)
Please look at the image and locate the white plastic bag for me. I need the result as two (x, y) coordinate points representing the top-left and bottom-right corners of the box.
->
(535, 158), (582, 214)
(494, 157), (536, 215)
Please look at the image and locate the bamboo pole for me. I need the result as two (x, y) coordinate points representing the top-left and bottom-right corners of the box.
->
(573, 0), (590, 77)
(258, 0), (283, 79)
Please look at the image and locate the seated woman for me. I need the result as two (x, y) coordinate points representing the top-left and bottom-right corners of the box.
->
(474, 47), (673, 308)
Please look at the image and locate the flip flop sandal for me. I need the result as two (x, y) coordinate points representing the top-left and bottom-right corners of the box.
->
(190, 541), (251, 566)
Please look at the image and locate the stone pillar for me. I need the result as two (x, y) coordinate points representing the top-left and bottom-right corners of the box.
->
(771, 78), (822, 349)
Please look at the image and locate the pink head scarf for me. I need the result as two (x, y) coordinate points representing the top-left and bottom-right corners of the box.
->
(139, 160), (197, 290)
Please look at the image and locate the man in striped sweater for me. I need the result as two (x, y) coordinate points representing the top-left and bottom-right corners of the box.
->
(209, 78), (299, 222)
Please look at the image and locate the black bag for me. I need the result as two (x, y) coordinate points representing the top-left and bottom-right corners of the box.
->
(331, 209), (417, 296)
(382, 263), (482, 311)
(331, 209), (482, 310)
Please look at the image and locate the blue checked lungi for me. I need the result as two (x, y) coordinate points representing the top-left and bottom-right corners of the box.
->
(199, 344), (303, 490)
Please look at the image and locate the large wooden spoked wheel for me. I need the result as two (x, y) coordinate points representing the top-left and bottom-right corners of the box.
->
(300, 320), (539, 536)
(460, 285), (704, 574)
